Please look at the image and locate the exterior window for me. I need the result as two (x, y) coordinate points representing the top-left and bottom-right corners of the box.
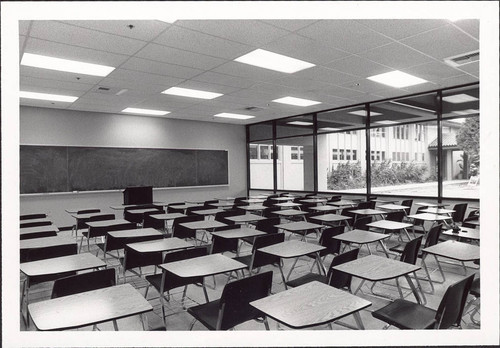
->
(371, 128), (385, 137)
(260, 145), (271, 160)
(249, 144), (258, 159)
(352, 150), (357, 161)
(339, 149), (345, 160)
(290, 146), (302, 160)
(332, 149), (338, 160)
(381, 151), (385, 161)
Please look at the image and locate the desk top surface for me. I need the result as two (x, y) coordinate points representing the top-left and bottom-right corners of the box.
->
(20, 236), (76, 250)
(309, 214), (352, 223)
(422, 240), (480, 261)
(415, 202), (449, 208)
(370, 199), (399, 204)
(239, 204), (267, 211)
(327, 200), (358, 207)
(269, 197), (294, 202)
(166, 203), (200, 209)
(250, 281), (371, 329)
(191, 208), (224, 216)
(366, 220), (413, 230)
(159, 254), (246, 278)
(127, 237), (193, 253)
(248, 195), (269, 199)
(180, 220), (227, 230)
(20, 224), (59, 235)
(69, 212), (105, 219)
(420, 208), (455, 214)
(125, 208), (158, 214)
(442, 228), (480, 240)
(110, 204), (158, 210)
(208, 202), (235, 208)
(350, 209), (387, 215)
(20, 252), (105, 277)
(309, 205), (341, 212)
(408, 213), (450, 221)
(271, 209), (308, 216)
(300, 198), (327, 204)
(241, 198), (266, 204)
(211, 227), (266, 239)
(20, 218), (52, 225)
(258, 240), (325, 258)
(333, 229), (390, 244)
(274, 202), (302, 208)
(275, 221), (323, 231)
(150, 213), (186, 220)
(107, 227), (162, 239)
(86, 219), (129, 228)
(28, 283), (152, 331)
(65, 207), (99, 214)
(225, 214), (267, 223)
(378, 204), (410, 211)
(332, 254), (420, 281)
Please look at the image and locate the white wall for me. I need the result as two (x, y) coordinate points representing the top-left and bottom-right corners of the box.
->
(20, 106), (247, 228)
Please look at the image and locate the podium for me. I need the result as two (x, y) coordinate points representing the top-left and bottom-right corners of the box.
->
(123, 186), (153, 205)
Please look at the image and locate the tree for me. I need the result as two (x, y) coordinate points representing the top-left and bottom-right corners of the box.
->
(456, 117), (480, 176)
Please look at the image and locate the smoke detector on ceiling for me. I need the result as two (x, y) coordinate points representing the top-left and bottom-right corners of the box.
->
(444, 50), (479, 67)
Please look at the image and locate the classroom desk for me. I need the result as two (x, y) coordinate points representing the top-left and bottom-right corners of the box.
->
(308, 213), (352, 228)
(158, 254), (246, 302)
(191, 208), (224, 218)
(270, 196), (295, 202)
(257, 240), (326, 289)
(20, 253), (106, 324)
(420, 207), (455, 216)
(86, 219), (130, 229)
(20, 236), (75, 251)
(180, 220), (227, 231)
(366, 220), (414, 241)
(69, 211), (107, 234)
(349, 209), (387, 223)
(333, 229), (390, 257)
(149, 212), (187, 232)
(275, 221), (323, 241)
(241, 198), (266, 204)
(208, 201), (234, 209)
(238, 204), (267, 213)
(274, 202), (303, 209)
(300, 198), (327, 205)
(370, 199), (399, 205)
(20, 218), (52, 228)
(441, 227), (480, 241)
(271, 209), (308, 221)
(332, 254), (423, 304)
(250, 281), (371, 330)
(185, 200), (207, 205)
(210, 227), (266, 256)
(248, 195), (269, 199)
(127, 237), (193, 254)
(378, 204), (410, 214)
(415, 202), (449, 208)
(215, 197), (236, 201)
(28, 284), (152, 331)
(407, 213), (451, 234)
(327, 199), (358, 207)
(20, 225), (59, 238)
(422, 240), (480, 280)
(104, 228), (163, 258)
(225, 214), (267, 226)
(164, 203), (200, 213)
(308, 205), (341, 213)
(65, 207), (99, 214)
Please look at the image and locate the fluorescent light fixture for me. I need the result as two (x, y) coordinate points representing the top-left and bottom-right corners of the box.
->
(442, 94), (478, 103)
(389, 101), (436, 114)
(21, 53), (115, 77)
(234, 49), (315, 73)
(162, 87), (222, 100)
(287, 121), (313, 126)
(452, 109), (480, 116)
(20, 91), (78, 102)
(375, 120), (399, 125)
(122, 107), (170, 116)
(348, 110), (382, 117)
(367, 70), (427, 88)
(214, 113), (255, 120)
(273, 96), (321, 107)
(319, 127), (341, 131)
(448, 118), (466, 123)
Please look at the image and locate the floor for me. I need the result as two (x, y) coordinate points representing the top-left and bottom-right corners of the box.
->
(20, 225), (480, 332)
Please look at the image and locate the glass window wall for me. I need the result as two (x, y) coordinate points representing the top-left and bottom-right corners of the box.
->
(276, 136), (314, 191)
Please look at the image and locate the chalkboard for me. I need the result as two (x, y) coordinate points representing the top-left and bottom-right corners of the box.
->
(20, 145), (229, 193)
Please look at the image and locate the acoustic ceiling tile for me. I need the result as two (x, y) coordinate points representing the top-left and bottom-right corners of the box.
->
(20, 75), (94, 92)
(358, 42), (434, 70)
(20, 65), (103, 86)
(29, 21), (147, 56)
(355, 19), (448, 41)
(293, 66), (359, 86)
(403, 61), (465, 82)
(212, 61), (285, 82)
(192, 71), (257, 89)
(120, 57), (204, 80)
(325, 55), (390, 78)
(106, 68), (185, 88)
(452, 19), (479, 40)
(154, 25), (253, 60)
(260, 20), (319, 32)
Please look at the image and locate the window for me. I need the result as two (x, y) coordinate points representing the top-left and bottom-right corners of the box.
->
(332, 149), (338, 160)
(291, 146), (303, 160)
(352, 150), (357, 161)
(249, 144), (258, 159)
(260, 145), (271, 160)
(371, 128), (385, 137)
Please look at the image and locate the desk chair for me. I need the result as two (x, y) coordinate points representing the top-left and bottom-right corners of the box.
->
(79, 214), (124, 253)
(262, 207), (281, 218)
(20, 220), (52, 228)
(145, 246), (208, 328)
(172, 215), (204, 244)
(188, 271), (273, 330)
(20, 213), (47, 220)
(451, 203), (468, 226)
(357, 201), (376, 210)
(462, 209), (479, 229)
(20, 230), (58, 240)
(204, 200), (218, 207)
(214, 210), (245, 225)
(97, 226), (162, 260)
(167, 204), (184, 214)
(328, 195), (342, 203)
(143, 210), (167, 230)
(72, 209), (101, 238)
(124, 205), (162, 226)
(372, 274), (474, 329)
(120, 245), (163, 284)
(463, 276), (480, 326)
(186, 205), (210, 216)
(400, 199), (413, 216)
(240, 217), (280, 252)
(353, 216), (373, 231)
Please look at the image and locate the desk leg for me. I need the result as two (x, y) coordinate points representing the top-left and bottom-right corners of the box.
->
(315, 252), (326, 275)
(286, 258), (300, 281)
(353, 279), (366, 295)
(140, 313), (148, 331)
(378, 240), (390, 258)
(278, 262), (288, 290)
(402, 228), (412, 241)
(202, 280), (210, 303)
(353, 312), (365, 330)
(113, 319), (119, 331)
(403, 273), (422, 305)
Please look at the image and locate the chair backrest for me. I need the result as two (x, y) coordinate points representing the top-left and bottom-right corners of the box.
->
(204, 200), (218, 207)
(262, 199), (274, 207)
(22, 243), (77, 263)
(20, 213), (47, 220)
(217, 271), (273, 330)
(172, 215), (203, 239)
(105, 230), (162, 252)
(20, 230), (58, 240)
(122, 245), (163, 271)
(251, 233), (285, 269)
(435, 274), (475, 329)
(143, 210), (166, 229)
(400, 199), (413, 215)
(400, 236), (423, 265)
(254, 217), (281, 234)
(318, 225), (345, 256)
(77, 212), (112, 230)
(327, 248), (360, 290)
(357, 201), (376, 209)
(234, 196), (247, 203)
(341, 207), (357, 219)
(413, 206), (426, 226)
(328, 195), (342, 202)
(386, 211), (405, 223)
(88, 213), (115, 222)
(210, 232), (239, 255)
(353, 216), (373, 231)
(20, 220), (52, 228)
(424, 224), (443, 248)
(161, 247), (208, 292)
(452, 203), (468, 223)
(186, 205), (209, 216)
(262, 207), (281, 218)
(167, 205), (184, 214)
(51, 268), (116, 299)
(77, 209), (101, 215)
(215, 210), (244, 225)
(88, 221), (135, 239)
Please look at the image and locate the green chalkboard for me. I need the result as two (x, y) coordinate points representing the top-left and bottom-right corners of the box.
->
(20, 145), (229, 193)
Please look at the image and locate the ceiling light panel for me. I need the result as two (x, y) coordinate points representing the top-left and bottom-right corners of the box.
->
(273, 96), (321, 107)
(319, 127), (341, 131)
(287, 121), (313, 126)
(162, 87), (222, 99)
(348, 110), (382, 116)
(20, 91), (78, 102)
(122, 107), (170, 116)
(234, 49), (315, 73)
(214, 113), (255, 120)
(367, 70), (427, 88)
(442, 94), (479, 103)
(21, 53), (115, 77)
(375, 120), (399, 125)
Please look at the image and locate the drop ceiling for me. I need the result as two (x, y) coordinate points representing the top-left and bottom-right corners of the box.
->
(19, 19), (479, 124)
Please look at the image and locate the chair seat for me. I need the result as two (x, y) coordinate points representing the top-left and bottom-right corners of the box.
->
(285, 273), (327, 288)
(187, 299), (222, 330)
(372, 299), (437, 329)
(233, 255), (252, 267)
(389, 243), (406, 254)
